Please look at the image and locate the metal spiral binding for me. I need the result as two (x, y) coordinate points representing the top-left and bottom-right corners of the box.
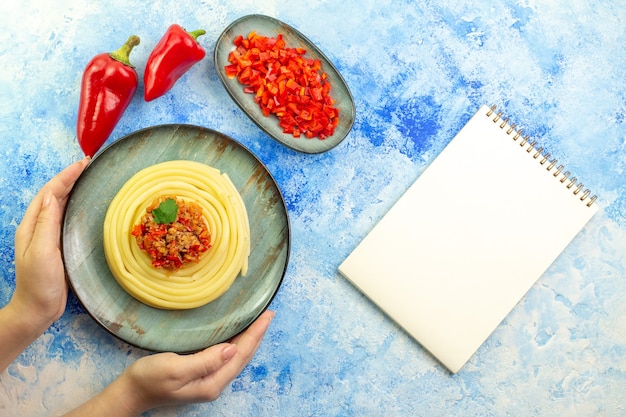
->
(486, 105), (597, 207)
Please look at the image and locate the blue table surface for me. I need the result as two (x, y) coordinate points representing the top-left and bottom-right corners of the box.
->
(2, 1), (625, 416)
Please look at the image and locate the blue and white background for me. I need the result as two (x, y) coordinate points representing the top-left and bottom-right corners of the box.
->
(1, 1), (625, 416)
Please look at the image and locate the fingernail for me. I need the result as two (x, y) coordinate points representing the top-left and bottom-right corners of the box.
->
(222, 344), (238, 362)
(42, 190), (52, 208)
(260, 311), (275, 331)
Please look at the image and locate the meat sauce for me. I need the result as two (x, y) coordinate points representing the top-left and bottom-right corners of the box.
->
(131, 196), (211, 270)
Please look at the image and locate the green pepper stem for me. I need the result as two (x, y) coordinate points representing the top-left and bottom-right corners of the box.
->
(188, 29), (206, 41)
(110, 35), (141, 67)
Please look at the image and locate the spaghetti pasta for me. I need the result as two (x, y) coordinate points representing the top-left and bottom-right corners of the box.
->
(103, 160), (250, 310)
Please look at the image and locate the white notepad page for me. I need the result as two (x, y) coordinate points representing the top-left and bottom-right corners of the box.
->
(339, 105), (599, 373)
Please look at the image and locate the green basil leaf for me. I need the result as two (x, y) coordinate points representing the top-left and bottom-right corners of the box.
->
(152, 198), (178, 224)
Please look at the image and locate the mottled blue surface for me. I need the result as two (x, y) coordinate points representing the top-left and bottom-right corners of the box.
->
(1, 0), (625, 416)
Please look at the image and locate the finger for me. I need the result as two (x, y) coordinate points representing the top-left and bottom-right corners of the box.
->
(231, 310), (275, 355)
(15, 157), (90, 250)
(15, 192), (45, 257)
(29, 190), (63, 257)
(210, 310), (275, 384)
(171, 311), (274, 393)
(47, 156), (91, 211)
(175, 343), (239, 381)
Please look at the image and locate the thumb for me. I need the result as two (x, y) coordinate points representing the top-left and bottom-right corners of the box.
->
(179, 343), (239, 380)
(30, 191), (62, 255)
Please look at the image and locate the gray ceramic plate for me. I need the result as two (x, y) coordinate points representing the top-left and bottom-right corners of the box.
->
(214, 14), (355, 153)
(62, 125), (289, 352)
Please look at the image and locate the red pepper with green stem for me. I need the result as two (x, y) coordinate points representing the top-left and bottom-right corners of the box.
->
(144, 24), (206, 101)
(76, 35), (140, 157)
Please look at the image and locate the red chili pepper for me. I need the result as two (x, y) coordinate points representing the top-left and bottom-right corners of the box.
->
(144, 24), (206, 102)
(76, 36), (140, 157)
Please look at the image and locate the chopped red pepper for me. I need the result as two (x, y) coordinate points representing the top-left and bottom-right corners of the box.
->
(225, 31), (339, 139)
(144, 24), (206, 102)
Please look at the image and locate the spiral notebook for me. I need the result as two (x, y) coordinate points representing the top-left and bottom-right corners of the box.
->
(339, 105), (599, 373)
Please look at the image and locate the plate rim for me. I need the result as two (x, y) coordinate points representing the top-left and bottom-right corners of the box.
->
(61, 123), (290, 353)
(214, 13), (356, 154)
